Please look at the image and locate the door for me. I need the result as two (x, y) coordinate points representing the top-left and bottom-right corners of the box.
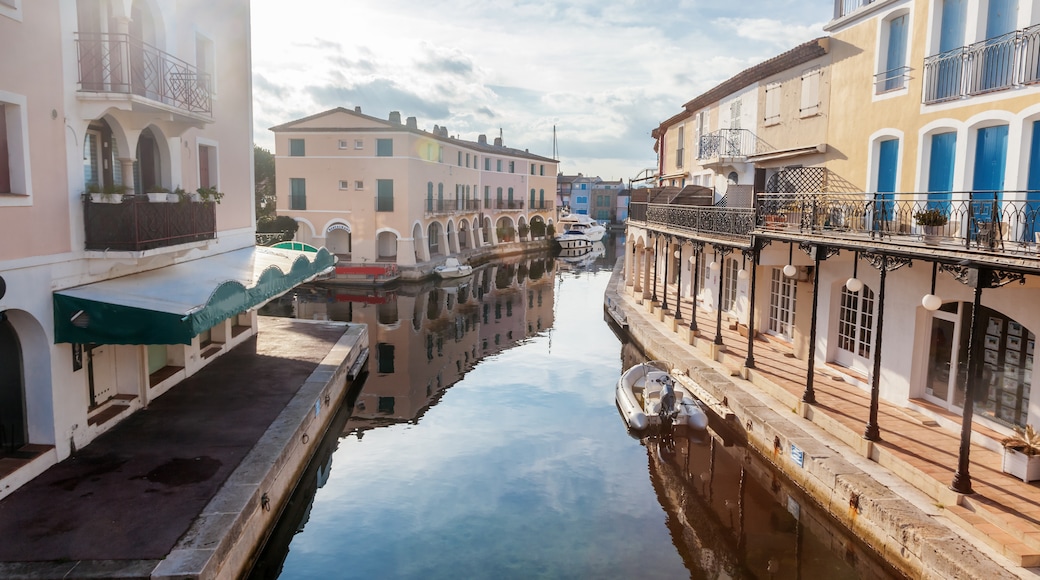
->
(973, 125), (1008, 237)
(927, 132), (956, 213)
(875, 139), (899, 224)
(88, 344), (116, 408)
(1025, 120), (1040, 241)
(0, 315), (26, 452)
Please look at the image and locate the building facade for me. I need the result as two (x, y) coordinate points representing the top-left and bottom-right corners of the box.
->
(0, 0), (329, 500)
(271, 108), (558, 268)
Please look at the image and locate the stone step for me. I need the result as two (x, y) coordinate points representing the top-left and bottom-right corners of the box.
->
(946, 503), (1040, 567)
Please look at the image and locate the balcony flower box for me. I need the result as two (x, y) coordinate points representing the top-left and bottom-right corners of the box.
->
(86, 183), (129, 204)
(1001, 425), (1040, 483)
(146, 186), (174, 203)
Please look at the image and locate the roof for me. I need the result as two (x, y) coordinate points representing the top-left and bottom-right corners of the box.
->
(271, 107), (558, 163)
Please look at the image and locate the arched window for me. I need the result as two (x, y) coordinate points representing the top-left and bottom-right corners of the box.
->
(838, 285), (875, 359)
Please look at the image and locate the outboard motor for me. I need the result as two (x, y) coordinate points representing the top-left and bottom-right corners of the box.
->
(659, 376), (677, 422)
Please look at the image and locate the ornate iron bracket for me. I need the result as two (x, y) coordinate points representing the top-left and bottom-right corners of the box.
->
(862, 252), (911, 272)
(798, 242), (839, 260)
(939, 263), (1025, 288)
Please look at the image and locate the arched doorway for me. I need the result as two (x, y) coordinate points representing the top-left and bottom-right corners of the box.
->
(428, 222), (443, 257)
(326, 224), (351, 259)
(458, 219), (470, 250)
(376, 231), (398, 261)
(0, 313), (26, 453)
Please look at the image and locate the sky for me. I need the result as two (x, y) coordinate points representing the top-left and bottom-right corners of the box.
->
(250, 0), (833, 183)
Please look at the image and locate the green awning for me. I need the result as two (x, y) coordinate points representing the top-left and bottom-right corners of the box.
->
(53, 246), (335, 345)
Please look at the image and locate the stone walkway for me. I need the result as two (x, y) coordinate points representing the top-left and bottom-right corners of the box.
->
(628, 269), (1040, 573)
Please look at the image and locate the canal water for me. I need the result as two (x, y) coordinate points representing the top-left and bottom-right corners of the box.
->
(250, 241), (904, 580)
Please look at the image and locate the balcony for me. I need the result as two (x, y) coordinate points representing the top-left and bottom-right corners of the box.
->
(529, 200), (554, 211)
(76, 32), (212, 118)
(426, 198), (480, 215)
(923, 24), (1040, 104)
(833, 0), (876, 20)
(488, 200), (525, 211)
(697, 129), (773, 168)
(756, 191), (1040, 258)
(629, 202), (754, 243)
(84, 195), (216, 252)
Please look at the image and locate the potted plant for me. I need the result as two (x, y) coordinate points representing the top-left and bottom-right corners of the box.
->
(145, 184), (173, 203)
(1001, 425), (1040, 482)
(87, 183), (128, 204)
(518, 223), (530, 239)
(197, 186), (224, 204)
(914, 208), (949, 245)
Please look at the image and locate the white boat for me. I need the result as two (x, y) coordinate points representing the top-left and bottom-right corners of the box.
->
(616, 361), (708, 431)
(555, 214), (606, 248)
(434, 257), (473, 279)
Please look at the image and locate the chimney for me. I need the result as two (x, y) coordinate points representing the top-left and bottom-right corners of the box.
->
(354, 106), (362, 113)
(494, 137), (502, 147)
(406, 116), (417, 129)
(388, 111), (402, 124)
(478, 134), (487, 145)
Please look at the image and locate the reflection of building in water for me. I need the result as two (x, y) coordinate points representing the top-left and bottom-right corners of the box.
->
(283, 255), (557, 430)
(647, 430), (900, 579)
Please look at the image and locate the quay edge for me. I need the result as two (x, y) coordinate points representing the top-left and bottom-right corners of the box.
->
(603, 259), (1016, 580)
(152, 322), (368, 580)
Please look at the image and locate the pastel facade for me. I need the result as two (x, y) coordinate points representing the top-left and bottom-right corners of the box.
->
(271, 108), (558, 267)
(633, 0), (1040, 503)
(0, 0), (327, 500)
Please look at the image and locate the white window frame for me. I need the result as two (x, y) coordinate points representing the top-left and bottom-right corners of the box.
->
(354, 139), (364, 150)
(194, 30), (217, 96)
(338, 139), (349, 150)
(721, 258), (739, 312)
(768, 267), (796, 341)
(355, 180), (364, 190)
(197, 137), (219, 191)
(764, 82), (781, 126)
(836, 284), (876, 368)
(0, 91), (32, 205)
(339, 180), (350, 190)
(0, 0), (23, 22)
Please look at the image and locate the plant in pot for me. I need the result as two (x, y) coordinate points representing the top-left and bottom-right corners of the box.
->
(1001, 425), (1040, 482)
(87, 183), (129, 204)
(145, 184), (172, 203)
(518, 223), (530, 239)
(914, 208), (948, 244)
(197, 186), (224, 204)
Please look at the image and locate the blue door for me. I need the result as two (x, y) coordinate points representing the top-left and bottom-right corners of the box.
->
(973, 125), (1008, 230)
(876, 139), (899, 222)
(927, 132), (957, 213)
(1025, 121), (1040, 240)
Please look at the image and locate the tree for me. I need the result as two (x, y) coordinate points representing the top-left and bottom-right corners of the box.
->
(254, 145), (276, 220)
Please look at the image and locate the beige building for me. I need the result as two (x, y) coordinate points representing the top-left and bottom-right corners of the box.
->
(271, 108), (558, 270)
(0, 0), (330, 500)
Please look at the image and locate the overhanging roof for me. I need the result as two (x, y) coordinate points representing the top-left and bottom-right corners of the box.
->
(53, 246), (336, 345)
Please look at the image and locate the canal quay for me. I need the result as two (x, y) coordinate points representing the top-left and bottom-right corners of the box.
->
(606, 258), (1032, 579)
(245, 246), (905, 580)
(0, 318), (368, 580)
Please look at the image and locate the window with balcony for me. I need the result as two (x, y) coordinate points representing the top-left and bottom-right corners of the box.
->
(377, 138), (393, 157)
(195, 33), (215, 95)
(764, 83), (781, 125)
(290, 178), (306, 210)
(926, 131), (956, 209)
(289, 139), (305, 157)
(377, 179), (394, 211)
(878, 13), (909, 93)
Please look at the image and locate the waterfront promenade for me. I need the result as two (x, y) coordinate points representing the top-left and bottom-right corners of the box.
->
(606, 259), (1037, 579)
(0, 317), (366, 579)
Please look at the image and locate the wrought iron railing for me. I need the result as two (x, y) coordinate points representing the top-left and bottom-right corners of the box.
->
(834, 0), (875, 19)
(629, 202), (754, 241)
(76, 32), (212, 115)
(529, 200), (554, 211)
(488, 199), (525, 210)
(426, 198), (480, 214)
(874, 65), (911, 94)
(698, 129), (773, 160)
(84, 195), (216, 251)
(756, 191), (1040, 252)
(924, 24), (1040, 104)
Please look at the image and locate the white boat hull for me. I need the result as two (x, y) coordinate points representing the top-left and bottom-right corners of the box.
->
(616, 362), (708, 431)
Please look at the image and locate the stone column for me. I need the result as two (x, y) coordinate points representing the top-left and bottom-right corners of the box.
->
(118, 158), (136, 195)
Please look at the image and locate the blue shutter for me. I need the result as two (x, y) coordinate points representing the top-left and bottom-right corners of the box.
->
(927, 132), (956, 212)
(885, 15), (908, 91)
(876, 139), (899, 221)
(1025, 121), (1040, 239)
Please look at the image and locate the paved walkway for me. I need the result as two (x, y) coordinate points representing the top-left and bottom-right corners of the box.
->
(0, 318), (349, 573)
(630, 271), (1040, 572)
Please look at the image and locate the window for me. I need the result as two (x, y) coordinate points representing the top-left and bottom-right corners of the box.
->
(730, 100), (742, 129)
(438, 146), (443, 163)
(355, 180), (364, 190)
(338, 140), (349, 149)
(530, 164), (536, 175)
(377, 343), (395, 373)
(764, 82), (781, 125)
(473, 155), (479, 168)
(289, 178), (306, 210)
(198, 143), (217, 189)
(768, 268), (797, 340)
(880, 14), (909, 92)
(466, 153), (470, 167)
(458, 151), (462, 165)
(0, 94), (31, 199)
(497, 159), (502, 172)
(676, 126), (684, 168)
(355, 139), (364, 150)
(339, 180), (350, 190)
(838, 285), (875, 359)
(377, 138), (393, 157)
(721, 259), (739, 311)
(540, 164), (545, 176)
(484, 186), (490, 205)
(800, 68), (822, 117)
(289, 139), (305, 157)
(580, 183), (587, 190)
(376, 179), (393, 211)
(509, 161), (515, 173)
(485, 157), (490, 170)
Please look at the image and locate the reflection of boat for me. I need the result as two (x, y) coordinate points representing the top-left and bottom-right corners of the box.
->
(557, 242), (605, 268)
(616, 361), (708, 431)
(434, 257), (474, 279)
(555, 214), (606, 248)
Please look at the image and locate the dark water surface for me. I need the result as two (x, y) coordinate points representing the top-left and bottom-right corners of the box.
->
(251, 246), (903, 580)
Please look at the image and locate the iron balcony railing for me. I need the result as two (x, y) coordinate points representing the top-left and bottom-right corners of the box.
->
(923, 24), (1040, 104)
(756, 191), (1040, 252)
(834, 0), (875, 20)
(84, 194), (216, 251)
(426, 198), (480, 214)
(529, 200), (554, 211)
(488, 199), (525, 211)
(629, 202), (755, 242)
(76, 32), (212, 115)
(874, 65), (911, 94)
(698, 129), (773, 160)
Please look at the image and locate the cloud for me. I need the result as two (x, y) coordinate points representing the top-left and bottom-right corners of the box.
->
(307, 79), (453, 120)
